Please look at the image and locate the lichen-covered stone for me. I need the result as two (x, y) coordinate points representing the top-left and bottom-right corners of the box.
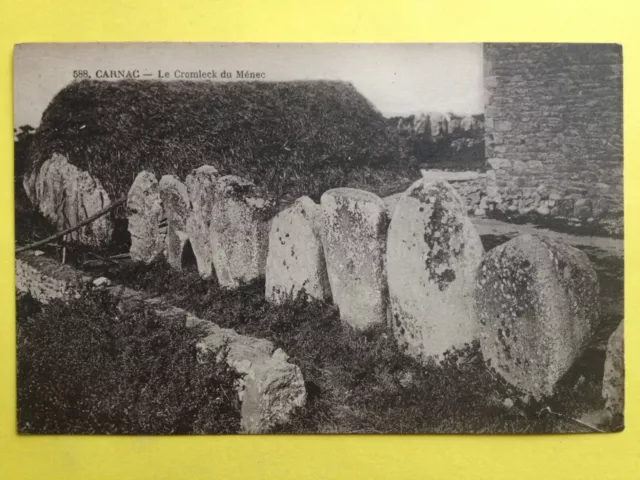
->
(127, 171), (165, 263)
(197, 331), (306, 434)
(320, 188), (388, 329)
(159, 175), (191, 270)
(210, 175), (273, 287)
(475, 234), (600, 398)
(387, 179), (484, 360)
(265, 196), (331, 304)
(602, 320), (624, 421)
(185, 165), (219, 278)
(27, 153), (113, 246)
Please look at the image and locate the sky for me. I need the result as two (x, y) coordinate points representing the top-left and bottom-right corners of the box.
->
(14, 43), (483, 128)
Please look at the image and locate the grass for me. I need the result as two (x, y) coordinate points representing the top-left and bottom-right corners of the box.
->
(16, 291), (241, 434)
(26, 80), (420, 209)
(101, 256), (616, 434)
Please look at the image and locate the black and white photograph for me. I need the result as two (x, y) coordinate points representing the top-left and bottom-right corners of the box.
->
(14, 42), (623, 434)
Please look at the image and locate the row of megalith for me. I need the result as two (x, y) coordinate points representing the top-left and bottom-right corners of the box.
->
(127, 166), (601, 399)
(128, 167), (273, 288)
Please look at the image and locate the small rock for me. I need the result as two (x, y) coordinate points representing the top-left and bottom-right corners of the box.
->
(399, 370), (415, 388)
(474, 208), (485, 217)
(536, 206), (550, 216)
(549, 192), (563, 201)
(93, 276), (111, 287)
(81, 275), (93, 284)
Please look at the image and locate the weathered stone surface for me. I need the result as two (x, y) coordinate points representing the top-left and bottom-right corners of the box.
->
(484, 44), (623, 235)
(16, 251), (85, 303)
(127, 171), (165, 263)
(387, 179), (484, 360)
(210, 175), (273, 287)
(26, 153), (113, 246)
(320, 188), (388, 329)
(159, 175), (191, 270)
(185, 165), (219, 278)
(602, 320), (624, 420)
(265, 196), (331, 304)
(475, 234), (600, 398)
(196, 329), (306, 434)
(487, 158), (512, 171)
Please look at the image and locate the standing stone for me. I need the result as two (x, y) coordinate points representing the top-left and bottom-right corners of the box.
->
(75, 171), (113, 245)
(127, 171), (165, 263)
(387, 179), (484, 360)
(475, 234), (600, 399)
(265, 197), (331, 304)
(602, 320), (624, 422)
(428, 112), (449, 138)
(29, 153), (113, 246)
(185, 165), (219, 278)
(210, 175), (273, 288)
(320, 188), (388, 329)
(159, 175), (191, 270)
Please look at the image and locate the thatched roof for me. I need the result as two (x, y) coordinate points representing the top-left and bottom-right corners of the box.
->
(27, 80), (415, 205)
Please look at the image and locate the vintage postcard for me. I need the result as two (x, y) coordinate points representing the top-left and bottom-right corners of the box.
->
(13, 43), (623, 434)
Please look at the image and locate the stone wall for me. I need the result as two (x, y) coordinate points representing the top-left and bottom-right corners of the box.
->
(484, 43), (623, 234)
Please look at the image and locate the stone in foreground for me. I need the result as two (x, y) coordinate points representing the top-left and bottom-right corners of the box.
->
(26, 153), (113, 246)
(475, 234), (600, 399)
(185, 165), (219, 278)
(210, 176), (273, 287)
(265, 196), (331, 304)
(127, 171), (165, 263)
(387, 179), (484, 360)
(602, 320), (624, 423)
(159, 175), (191, 270)
(196, 326), (306, 434)
(320, 188), (388, 329)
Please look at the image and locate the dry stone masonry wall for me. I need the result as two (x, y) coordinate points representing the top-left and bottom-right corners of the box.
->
(484, 44), (623, 235)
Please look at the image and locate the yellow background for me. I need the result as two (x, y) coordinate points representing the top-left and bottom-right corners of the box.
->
(0, 1), (637, 478)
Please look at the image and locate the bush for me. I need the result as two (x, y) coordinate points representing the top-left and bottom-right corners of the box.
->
(16, 292), (241, 434)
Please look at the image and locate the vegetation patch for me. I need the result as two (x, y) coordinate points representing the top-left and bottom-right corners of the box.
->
(17, 291), (241, 434)
(26, 80), (419, 208)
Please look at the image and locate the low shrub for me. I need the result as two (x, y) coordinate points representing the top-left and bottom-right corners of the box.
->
(16, 292), (241, 434)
